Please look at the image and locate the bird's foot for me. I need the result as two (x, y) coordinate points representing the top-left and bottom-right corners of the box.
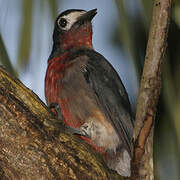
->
(68, 126), (90, 138)
(49, 102), (89, 138)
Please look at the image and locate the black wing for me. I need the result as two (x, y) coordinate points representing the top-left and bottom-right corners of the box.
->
(77, 49), (134, 153)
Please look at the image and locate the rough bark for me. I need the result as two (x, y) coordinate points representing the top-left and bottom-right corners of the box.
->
(0, 66), (121, 179)
(131, 0), (172, 179)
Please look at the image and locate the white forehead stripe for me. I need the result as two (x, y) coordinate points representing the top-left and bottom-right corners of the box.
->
(59, 11), (86, 30)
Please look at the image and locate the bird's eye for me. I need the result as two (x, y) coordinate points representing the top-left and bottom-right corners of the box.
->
(58, 18), (67, 28)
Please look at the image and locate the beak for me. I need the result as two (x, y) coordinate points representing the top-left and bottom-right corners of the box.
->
(78, 9), (97, 23)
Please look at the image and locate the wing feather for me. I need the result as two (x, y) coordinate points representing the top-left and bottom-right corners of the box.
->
(76, 49), (134, 153)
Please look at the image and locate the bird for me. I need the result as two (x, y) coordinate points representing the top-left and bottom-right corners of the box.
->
(45, 8), (134, 177)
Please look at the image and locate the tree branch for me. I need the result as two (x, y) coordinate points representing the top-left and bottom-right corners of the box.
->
(131, 0), (172, 179)
(0, 66), (121, 179)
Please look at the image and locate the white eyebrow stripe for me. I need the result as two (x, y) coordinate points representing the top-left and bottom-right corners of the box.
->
(59, 11), (86, 31)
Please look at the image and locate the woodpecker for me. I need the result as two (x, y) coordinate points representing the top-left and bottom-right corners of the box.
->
(45, 9), (134, 176)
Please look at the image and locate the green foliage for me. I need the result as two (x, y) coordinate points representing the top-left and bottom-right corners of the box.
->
(48, 0), (58, 19)
(0, 34), (17, 77)
(17, 0), (57, 69)
(18, 0), (33, 68)
(116, 0), (142, 76)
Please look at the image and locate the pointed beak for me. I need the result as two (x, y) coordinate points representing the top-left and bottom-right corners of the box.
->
(78, 9), (97, 23)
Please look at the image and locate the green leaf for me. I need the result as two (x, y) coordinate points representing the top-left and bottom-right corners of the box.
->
(18, 0), (33, 68)
(0, 33), (17, 77)
(48, 0), (58, 19)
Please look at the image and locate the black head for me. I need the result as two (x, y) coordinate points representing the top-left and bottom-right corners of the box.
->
(51, 9), (97, 55)
(55, 9), (97, 32)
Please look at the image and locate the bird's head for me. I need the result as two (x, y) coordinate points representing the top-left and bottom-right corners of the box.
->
(52, 9), (97, 53)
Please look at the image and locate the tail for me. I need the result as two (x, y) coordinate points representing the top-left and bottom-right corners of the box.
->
(106, 148), (131, 177)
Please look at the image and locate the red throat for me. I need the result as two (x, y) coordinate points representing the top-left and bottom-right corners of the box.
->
(61, 23), (93, 51)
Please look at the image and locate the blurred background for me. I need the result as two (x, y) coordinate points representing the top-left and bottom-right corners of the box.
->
(0, 0), (179, 179)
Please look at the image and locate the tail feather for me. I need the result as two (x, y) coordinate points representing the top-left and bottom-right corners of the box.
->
(106, 148), (131, 177)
